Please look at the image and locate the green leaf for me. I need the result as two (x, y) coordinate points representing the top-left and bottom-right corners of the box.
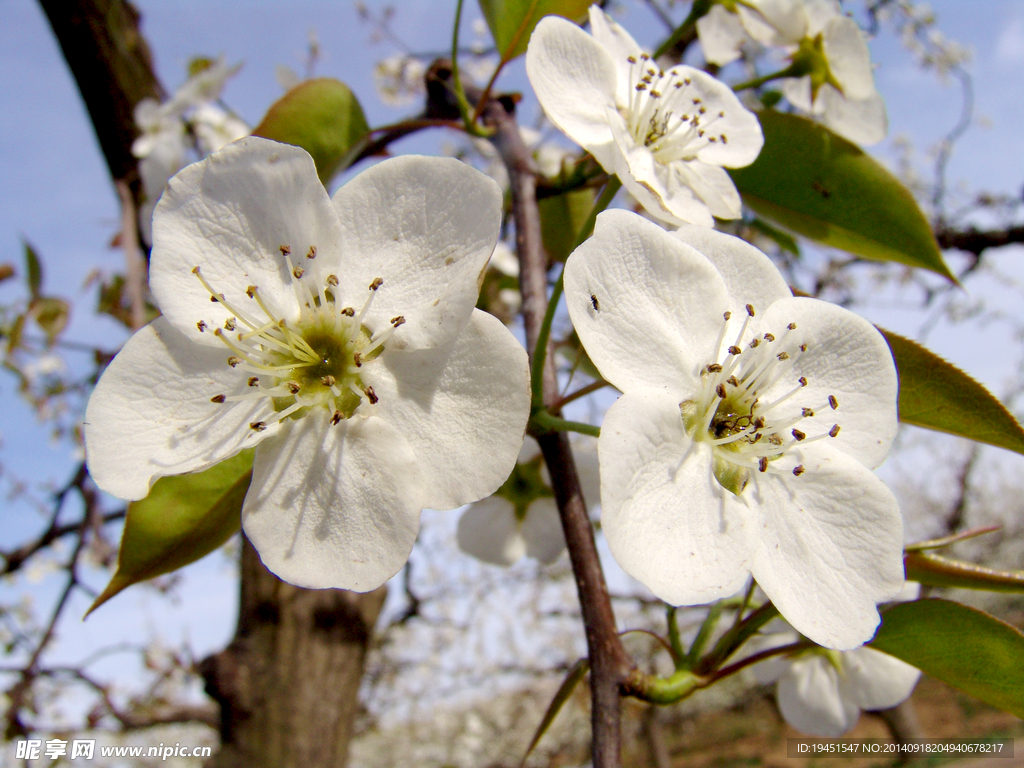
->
(905, 551), (1024, 593)
(870, 599), (1024, 718)
(478, 0), (591, 61)
(539, 187), (595, 263)
(881, 328), (1024, 456)
(253, 78), (370, 184)
(519, 658), (589, 768)
(23, 241), (42, 300)
(87, 451), (253, 616)
(729, 111), (955, 281)
(29, 297), (70, 342)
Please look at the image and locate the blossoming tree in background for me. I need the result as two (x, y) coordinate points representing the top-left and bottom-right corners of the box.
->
(4, 1), (1024, 766)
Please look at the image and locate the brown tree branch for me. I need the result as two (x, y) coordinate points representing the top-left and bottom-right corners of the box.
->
(37, 0), (163, 210)
(936, 224), (1024, 257)
(482, 94), (634, 768)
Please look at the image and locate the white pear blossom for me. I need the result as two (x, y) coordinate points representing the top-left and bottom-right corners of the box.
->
(526, 6), (763, 227)
(564, 209), (904, 649)
(373, 54), (427, 107)
(752, 586), (921, 736)
(457, 437), (599, 566)
(85, 137), (531, 591)
(697, 0), (887, 145)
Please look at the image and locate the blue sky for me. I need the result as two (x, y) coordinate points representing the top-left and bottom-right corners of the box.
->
(1, 0), (1023, 726)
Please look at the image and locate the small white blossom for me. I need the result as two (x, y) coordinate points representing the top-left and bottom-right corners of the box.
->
(132, 58), (249, 244)
(86, 138), (531, 591)
(527, 6), (763, 227)
(752, 587), (921, 736)
(697, 0), (887, 145)
(373, 54), (426, 106)
(457, 438), (599, 566)
(564, 210), (904, 649)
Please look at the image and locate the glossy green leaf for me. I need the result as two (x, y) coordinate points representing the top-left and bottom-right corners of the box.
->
(881, 328), (1024, 456)
(23, 240), (42, 300)
(729, 111), (955, 281)
(253, 78), (370, 184)
(478, 0), (591, 61)
(905, 551), (1024, 593)
(539, 187), (595, 263)
(871, 599), (1024, 718)
(87, 451), (253, 616)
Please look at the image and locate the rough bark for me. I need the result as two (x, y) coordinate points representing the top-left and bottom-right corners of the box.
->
(202, 538), (386, 768)
(37, 0), (163, 210)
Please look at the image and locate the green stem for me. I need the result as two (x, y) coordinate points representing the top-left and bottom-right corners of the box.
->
(627, 667), (703, 705)
(529, 411), (600, 438)
(687, 602), (723, 668)
(666, 606), (686, 668)
(450, 0), (488, 136)
(530, 176), (622, 408)
(699, 600), (779, 674)
(711, 641), (812, 683)
(732, 63), (801, 92)
(653, 0), (712, 60)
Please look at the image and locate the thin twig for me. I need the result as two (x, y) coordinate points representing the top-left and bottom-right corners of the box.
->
(115, 180), (147, 331)
(484, 95), (633, 768)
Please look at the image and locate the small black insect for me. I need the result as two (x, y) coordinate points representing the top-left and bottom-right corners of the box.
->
(590, 294), (600, 310)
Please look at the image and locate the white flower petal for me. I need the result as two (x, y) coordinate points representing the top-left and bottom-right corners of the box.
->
(673, 225), (792, 313)
(521, 497), (567, 564)
(818, 86), (888, 146)
(741, 0), (808, 45)
(151, 137), (342, 346)
(697, 4), (748, 66)
(781, 76), (817, 114)
(802, 0), (843, 37)
(823, 16), (876, 100)
(564, 209), (730, 393)
(751, 443), (905, 649)
(678, 70), (764, 168)
(777, 655), (859, 736)
(675, 161), (744, 220)
(331, 156), (503, 350)
(362, 309), (530, 511)
(457, 496), (527, 566)
(841, 647), (921, 710)
(759, 297), (898, 469)
(526, 15), (619, 170)
(588, 5), (644, 102)
(572, 439), (602, 508)
(600, 389), (756, 605)
(243, 413), (425, 590)
(85, 318), (273, 500)
(610, 132), (707, 226)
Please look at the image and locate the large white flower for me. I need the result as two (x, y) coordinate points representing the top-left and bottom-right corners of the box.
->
(85, 137), (531, 591)
(526, 6), (763, 227)
(752, 614), (921, 736)
(456, 437), (599, 566)
(564, 209), (903, 649)
(697, 0), (887, 145)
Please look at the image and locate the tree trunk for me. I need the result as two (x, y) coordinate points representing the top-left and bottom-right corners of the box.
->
(37, 0), (164, 209)
(202, 538), (386, 768)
